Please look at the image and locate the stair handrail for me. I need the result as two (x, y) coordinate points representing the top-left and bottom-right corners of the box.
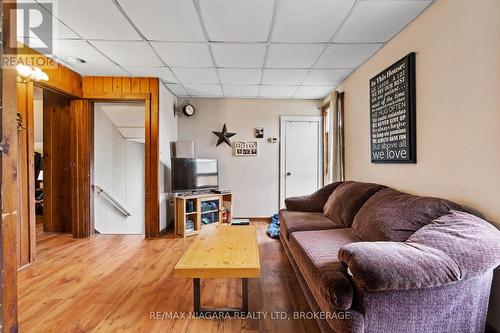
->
(94, 184), (132, 217)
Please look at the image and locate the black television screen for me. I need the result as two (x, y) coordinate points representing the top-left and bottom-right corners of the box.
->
(171, 158), (219, 193)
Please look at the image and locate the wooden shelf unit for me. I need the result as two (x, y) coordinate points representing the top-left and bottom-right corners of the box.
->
(175, 192), (233, 238)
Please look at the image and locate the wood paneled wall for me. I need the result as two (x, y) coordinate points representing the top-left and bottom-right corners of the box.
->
(2, 2), (19, 330)
(82, 76), (153, 98)
(43, 64), (83, 97)
(16, 81), (35, 267)
(43, 90), (73, 233)
(2, 68), (19, 333)
(82, 76), (160, 238)
(18, 48), (82, 98)
(70, 100), (94, 238)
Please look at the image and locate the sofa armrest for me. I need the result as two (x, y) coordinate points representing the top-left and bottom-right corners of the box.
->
(285, 182), (342, 212)
(338, 242), (461, 292)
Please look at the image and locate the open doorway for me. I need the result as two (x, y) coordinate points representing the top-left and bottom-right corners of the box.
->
(93, 102), (146, 235)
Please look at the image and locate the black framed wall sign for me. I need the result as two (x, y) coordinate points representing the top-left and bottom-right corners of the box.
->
(370, 52), (416, 163)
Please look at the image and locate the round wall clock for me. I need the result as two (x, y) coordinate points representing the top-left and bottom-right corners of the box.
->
(183, 104), (196, 117)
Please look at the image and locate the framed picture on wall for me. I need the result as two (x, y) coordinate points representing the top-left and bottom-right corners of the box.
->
(255, 127), (264, 138)
(234, 142), (258, 156)
(370, 52), (416, 163)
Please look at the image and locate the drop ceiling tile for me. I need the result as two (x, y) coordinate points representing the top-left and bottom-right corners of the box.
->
(315, 43), (382, 68)
(223, 85), (259, 97)
(334, 0), (432, 42)
(199, 0), (274, 42)
(151, 42), (213, 67)
(91, 41), (162, 66)
(184, 85), (223, 97)
(172, 68), (219, 84)
(52, 40), (113, 66)
(262, 69), (308, 85)
(117, 127), (145, 139)
(211, 43), (266, 68)
(218, 69), (262, 85)
(272, 0), (354, 42)
(71, 65), (129, 77)
(124, 67), (178, 83)
(165, 83), (189, 96)
(259, 85), (297, 98)
(303, 69), (354, 85)
(266, 44), (325, 68)
(52, 19), (80, 39)
(293, 86), (334, 99)
(118, 0), (204, 41)
(47, 0), (141, 40)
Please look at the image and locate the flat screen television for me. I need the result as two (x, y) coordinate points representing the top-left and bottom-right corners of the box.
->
(171, 158), (219, 193)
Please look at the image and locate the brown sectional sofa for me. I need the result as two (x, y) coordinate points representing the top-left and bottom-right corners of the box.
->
(280, 181), (500, 333)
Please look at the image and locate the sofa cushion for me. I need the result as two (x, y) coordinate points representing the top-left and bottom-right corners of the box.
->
(279, 210), (344, 240)
(339, 210), (500, 291)
(338, 241), (461, 291)
(285, 182), (343, 212)
(407, 210), (500, 279)
(323, 181), (385, 227)
(289, 229), (361, 311)
(352, 188), (461, 242)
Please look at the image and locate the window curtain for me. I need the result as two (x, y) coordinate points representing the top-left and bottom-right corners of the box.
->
(326, 90), (345, 183)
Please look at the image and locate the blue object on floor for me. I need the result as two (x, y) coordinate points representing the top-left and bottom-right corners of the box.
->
(267, 214), (280, 239)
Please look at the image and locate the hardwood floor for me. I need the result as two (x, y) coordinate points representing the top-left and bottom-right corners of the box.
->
(18, 223), (320, 332)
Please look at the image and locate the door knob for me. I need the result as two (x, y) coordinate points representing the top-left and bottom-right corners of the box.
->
(286, 172), (292, 176)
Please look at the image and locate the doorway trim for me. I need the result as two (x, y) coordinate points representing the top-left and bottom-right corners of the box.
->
(279, 115), (323, 209)
(82, 76), (160, 238)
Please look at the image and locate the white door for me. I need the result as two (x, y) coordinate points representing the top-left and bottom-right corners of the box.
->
(280, 116), (322, 208)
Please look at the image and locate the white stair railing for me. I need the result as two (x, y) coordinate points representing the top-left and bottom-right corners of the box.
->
(94, 184), (132, 217)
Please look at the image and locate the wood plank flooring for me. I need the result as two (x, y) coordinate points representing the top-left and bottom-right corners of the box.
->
(18, 223), (320, 332)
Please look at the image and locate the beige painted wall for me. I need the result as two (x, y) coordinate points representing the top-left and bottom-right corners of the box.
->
(337, 0), (500, 225)
(335, 0), (500, 329)
(177, 98), (321, 217)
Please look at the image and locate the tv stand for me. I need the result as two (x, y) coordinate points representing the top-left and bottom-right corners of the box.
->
(176, 190), (211, 196)
(174, 192), (233, 238)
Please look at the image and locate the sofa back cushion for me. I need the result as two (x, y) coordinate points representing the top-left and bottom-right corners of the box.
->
(323, 181), (385, 227)
(352, 188), (461, 241)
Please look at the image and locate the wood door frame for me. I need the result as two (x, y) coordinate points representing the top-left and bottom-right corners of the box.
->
(88, 93), (158, 238)
(279, 115), (323, 209)
(70, 99), (94, 238)
(16, 80), (36, 268)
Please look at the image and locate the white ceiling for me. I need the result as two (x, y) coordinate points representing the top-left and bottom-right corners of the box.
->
(22, 0), (433, 99)
(96, 102), (146, 143)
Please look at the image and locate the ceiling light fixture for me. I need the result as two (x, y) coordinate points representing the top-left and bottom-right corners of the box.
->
(67, 56), (87, 64)
(16, 64), (49, 83)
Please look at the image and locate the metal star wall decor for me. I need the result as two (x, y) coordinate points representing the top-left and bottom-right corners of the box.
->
(212, 124), (236, 147)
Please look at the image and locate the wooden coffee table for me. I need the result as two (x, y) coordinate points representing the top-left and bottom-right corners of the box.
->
(174, 224), (261, 315)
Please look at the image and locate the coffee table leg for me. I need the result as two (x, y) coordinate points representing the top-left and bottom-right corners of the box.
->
(193, 278), (201, 313)
(242, 278), (248, 313)
(193, 277), (249, 316)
